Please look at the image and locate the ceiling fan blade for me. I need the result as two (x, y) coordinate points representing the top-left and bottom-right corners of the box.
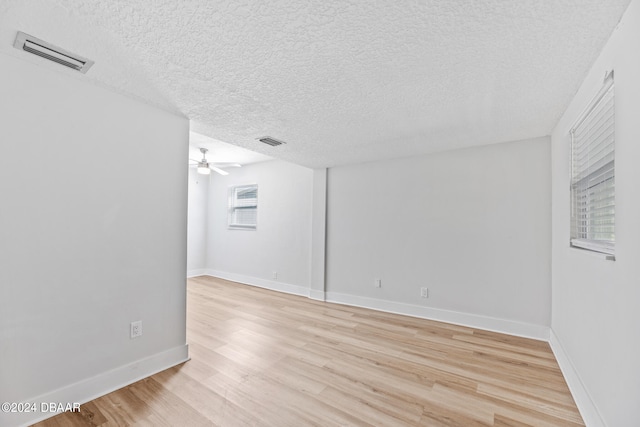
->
(210, 162), (242, 168)
(210, 166), (229, 176)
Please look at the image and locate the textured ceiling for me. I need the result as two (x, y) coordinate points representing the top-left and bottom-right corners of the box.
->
(0, 0), (631, 168)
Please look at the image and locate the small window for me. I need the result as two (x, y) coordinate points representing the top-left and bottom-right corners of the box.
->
(228, 184), (258, 230)
(570, 72), (615, 255)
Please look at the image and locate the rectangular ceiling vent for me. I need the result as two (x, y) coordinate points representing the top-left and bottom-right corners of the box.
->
(258, 136), (287, 147)
(13, 31), (94, 74)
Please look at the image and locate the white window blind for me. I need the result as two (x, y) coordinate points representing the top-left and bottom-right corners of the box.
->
(228, 184), (258, 229)
(570, 72), (615, 255)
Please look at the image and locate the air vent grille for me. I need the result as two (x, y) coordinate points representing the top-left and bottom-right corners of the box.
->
(258, 136), (287, 147)
(13, 31), (94, 74)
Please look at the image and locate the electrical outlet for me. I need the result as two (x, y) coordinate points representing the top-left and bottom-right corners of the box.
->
(420, 287), (429, 298)
(272, 271), (278, 280)
(374, 278), (382, 288)
(130, 321), (143, 339)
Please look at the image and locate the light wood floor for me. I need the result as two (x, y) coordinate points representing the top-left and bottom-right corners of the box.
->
(34, 276), (583, 426)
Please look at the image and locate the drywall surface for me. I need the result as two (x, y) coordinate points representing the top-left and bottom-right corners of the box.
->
(206, 160), (313, 291)
(326, 137), (551, 331)
(187, 168), (209, 276)
(0, 53), (189, 425)
(550, 0), (640, 425)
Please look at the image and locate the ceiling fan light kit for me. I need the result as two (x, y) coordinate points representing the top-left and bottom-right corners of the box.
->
(197, 164), (211, 175)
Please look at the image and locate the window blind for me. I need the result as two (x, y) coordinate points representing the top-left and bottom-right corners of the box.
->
(228, 185), (258, 229)
(570, 73), (615, 255)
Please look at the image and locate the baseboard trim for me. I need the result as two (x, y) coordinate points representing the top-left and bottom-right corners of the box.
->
(308, 289), (326, 301)
(325, 291), (550, 341)
(203, 269), (310, 297)
(549, 330), (605, 427)
(3, 344), (189, 427)
(187, 268), (207, 278)
(194, 272), (548, 341)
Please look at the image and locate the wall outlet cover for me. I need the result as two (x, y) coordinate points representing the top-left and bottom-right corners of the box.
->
(130, 321), (143, 339)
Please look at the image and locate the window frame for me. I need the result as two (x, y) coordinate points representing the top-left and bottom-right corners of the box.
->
(569, 71), (615, 257)
(228, 184), (258, 230)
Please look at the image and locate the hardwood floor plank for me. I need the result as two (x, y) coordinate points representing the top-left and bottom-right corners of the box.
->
(32, 276), (583, 426)
(477, 382), (582, 422)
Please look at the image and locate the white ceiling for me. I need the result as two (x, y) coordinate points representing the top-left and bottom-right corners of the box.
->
(0, 0), (631, 168)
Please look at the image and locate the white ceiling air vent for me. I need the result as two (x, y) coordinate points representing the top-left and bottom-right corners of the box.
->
(13, 31), (94, 74)
(258, 136), (287, 147)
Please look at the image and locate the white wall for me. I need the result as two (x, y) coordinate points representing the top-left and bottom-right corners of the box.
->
(0, 53), (189, 426)
(205, 160), (314, 295)
(187, 168), (209, 276)
(550, 1), (640, 425)
(326, 137), (551, 338)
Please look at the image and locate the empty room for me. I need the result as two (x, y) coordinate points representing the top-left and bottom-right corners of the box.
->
(1, 1), (639, 426)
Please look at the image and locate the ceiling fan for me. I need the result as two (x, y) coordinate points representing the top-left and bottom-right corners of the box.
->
(189, 147), (241, 175)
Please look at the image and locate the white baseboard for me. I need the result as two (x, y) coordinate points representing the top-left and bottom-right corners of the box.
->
(549, 330), (605, 427)
(2, 344), (189, 427)
(196, 272), (548, 341)
(325, 291), (550, 341)
(308, 289), (326, 301)
(187, 268), (207, 278)
(203, 269), (310, 297)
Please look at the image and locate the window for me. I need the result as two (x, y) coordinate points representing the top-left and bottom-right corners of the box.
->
(228, 184), (258, 229)
(570, 72), (615, 255)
